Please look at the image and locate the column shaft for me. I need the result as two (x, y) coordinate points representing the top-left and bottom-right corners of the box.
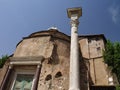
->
(32, 65), (41, 90)
(69, 19), (80, 90)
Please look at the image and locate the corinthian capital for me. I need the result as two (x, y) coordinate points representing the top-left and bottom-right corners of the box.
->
(70, 19), (79, 27)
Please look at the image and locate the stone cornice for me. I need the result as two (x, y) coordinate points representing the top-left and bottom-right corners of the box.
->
(9, 56), (44, 65)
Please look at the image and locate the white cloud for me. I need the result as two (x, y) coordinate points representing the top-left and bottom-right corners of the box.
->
(109, 5), (120, 24)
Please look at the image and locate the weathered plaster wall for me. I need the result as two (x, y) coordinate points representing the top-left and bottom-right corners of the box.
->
(38, 38), (70, 90)
(79, 36), (109, 86)
(89, 58), (108, 85)
(88, 37), (105, 58)
(79, 38), (89, 58)
(11, 30), (70, 90)
(13, 36), (53, 58)
(79, 37), (105, 59)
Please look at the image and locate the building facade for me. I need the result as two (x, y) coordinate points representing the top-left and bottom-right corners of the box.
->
(0, 29), (118, 90)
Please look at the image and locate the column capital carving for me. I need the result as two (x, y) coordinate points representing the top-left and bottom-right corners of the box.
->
(70, 19), (79, 27)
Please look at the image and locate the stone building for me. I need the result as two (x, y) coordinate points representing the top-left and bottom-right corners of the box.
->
(0, 29), (118, 90)
(0, 7), (118, 90)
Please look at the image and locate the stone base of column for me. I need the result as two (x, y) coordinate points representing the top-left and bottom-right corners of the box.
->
(69, 88), (80, 90)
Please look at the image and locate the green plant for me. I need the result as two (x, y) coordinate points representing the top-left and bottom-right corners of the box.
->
(103, 40), (120, 83)
(0, 55), (9, 68)
(116, 85), (120, 90)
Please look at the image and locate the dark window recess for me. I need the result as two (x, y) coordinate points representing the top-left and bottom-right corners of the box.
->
(97, 47), (101, 51)
(90, 86), (116, 90)
(55, 72), (62, 78)
(45, 74), (52, 81)
(88, 39), (92, 43)
(95, 37), (99, 41)
(48, 58), (53, 64)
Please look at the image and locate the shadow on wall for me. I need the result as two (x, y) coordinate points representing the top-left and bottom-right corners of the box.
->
(80, 57), (94, 90)
(48, 38), (60, 65)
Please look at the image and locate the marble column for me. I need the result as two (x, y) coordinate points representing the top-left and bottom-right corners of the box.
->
(67, 7), (82, 90)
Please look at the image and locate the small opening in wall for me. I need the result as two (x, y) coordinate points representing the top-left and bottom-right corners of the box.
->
(97, 47), (101, 51)
(48, 58), (52, 64)
(95, 37), (99, 41)
(88, 39), (92, 44)
(55, 72), (62, 78)
(45, 74), (52, 81)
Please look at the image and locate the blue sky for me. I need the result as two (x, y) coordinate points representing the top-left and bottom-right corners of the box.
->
(0, 0), (120, 56)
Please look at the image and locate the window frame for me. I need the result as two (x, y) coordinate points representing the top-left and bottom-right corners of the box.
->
(11, 69), (35, 90)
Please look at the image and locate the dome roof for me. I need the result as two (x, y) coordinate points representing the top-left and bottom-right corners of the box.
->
(23, 29), (70, 41)
(16, 29), (70, 47)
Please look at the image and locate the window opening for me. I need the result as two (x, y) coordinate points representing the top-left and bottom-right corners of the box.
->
(55, 72), (62, 78)
(97, 47), (101, 51)
(45, 74), (52, 81)
(88, 39), (92, 44)
(13, 74), (34, 90)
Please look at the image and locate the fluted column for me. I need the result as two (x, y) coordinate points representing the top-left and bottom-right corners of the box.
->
(67, 7), (82, 90)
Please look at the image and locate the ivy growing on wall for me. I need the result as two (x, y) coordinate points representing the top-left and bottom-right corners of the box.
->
(103, 40), (120, 83)
(116, 85), (120, 90)
(0, 55), (8, 68)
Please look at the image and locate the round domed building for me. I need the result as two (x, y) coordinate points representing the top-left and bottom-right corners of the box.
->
(0, 7), (118, 90)
(0, 29), (118, 90)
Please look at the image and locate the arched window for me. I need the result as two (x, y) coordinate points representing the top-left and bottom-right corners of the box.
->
(45, 74), (52, 81)
(55, 72), (62, 78)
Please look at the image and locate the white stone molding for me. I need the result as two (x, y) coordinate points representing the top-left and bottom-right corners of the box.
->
(9, 56), (44, 65)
